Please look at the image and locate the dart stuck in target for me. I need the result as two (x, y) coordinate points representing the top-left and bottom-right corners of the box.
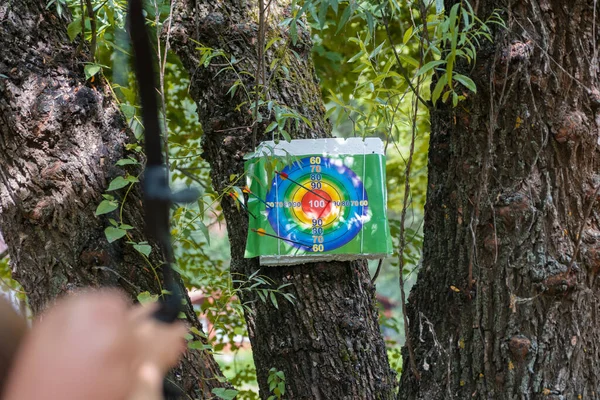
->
(244, 138), (393, 266)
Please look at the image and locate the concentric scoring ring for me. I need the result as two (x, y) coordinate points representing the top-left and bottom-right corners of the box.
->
(265, 156), (368, 252)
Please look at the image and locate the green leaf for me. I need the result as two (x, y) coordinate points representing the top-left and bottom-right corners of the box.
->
(446, 52), (456, 90)
(198, 220), (210, 246)
(188, 340), (205, 350)
(280, 129), (291, 142)
(120, 104), (135, 119)
(330, 0), (338, 14)
(431, 74), (448, 105)
(442, 90), (451, 103)
(104, 227), (127, 243)
(365, 12), (374, 36)
(125, 143), (142, 152)
(226, 80), (240, 98)
(116, 157), (138, 166)
(265, 121), (278, 133)
(337, 4), (353, 34)
(95, 200), (118, 216)
(265, 37), (279, 52)
(449, 3), (460, 33)
(416, 60), (445, 77)
(189, 326), (204, 336)
(318, 0), (328, 29)
(125, 175), (139, 183)
(137, 291), (158, 304)
(67, 18), (82, 42)
(212, 388), (239, 400)
(402, 25), (414, 45)
(368, 41), (385, 59)
(270, 291), (278, 309)
(119, 224), (134, 230)
(399, 54), (420, 68)
(289, 20), (298, 44)
(107, 176), (129, 191)
(453, 74), (477, 93)
(347, 49), (365, 64)
(84, 64), (101, 80)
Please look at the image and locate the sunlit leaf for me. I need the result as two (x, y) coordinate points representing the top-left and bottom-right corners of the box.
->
(104, 227), (126, 243)
(95, 200), (118, 216)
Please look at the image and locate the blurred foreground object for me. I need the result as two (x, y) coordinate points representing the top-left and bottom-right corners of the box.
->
(0, 297), (26, 393)
(1, 290), (186, 400)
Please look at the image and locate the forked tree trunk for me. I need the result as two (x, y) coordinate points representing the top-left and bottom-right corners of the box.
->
(171, 1), (397, 398)
(400, 0), (600, 399)
(0, 0), (225, 396)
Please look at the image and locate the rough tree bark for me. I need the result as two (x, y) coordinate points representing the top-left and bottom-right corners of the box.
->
(170, 1), (397, 398)
(400, 0), (600, 399)
(0, 0), (225, 396)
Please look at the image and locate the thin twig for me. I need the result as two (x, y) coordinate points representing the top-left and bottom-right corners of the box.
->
(85, 0), (96, 61)
(380, 3), (428, 109)
(252, 0), (267, 150)
(175, 167), (208, 189)
(371, 259), (383, 284)
(155, 0), (175, 175)
(394, 0), (427, 376)
(77, 0), (85, 53)
(397, 92), (422, 382)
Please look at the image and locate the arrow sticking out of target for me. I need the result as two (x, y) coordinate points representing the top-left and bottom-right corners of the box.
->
(275, 170), (331, 202)
(252, 228), (312, 249)
(242, 186), (271, 208)
(229, 191), (256, 219)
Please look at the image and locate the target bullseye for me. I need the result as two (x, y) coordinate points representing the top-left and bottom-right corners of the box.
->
(301, 190), (332, 219)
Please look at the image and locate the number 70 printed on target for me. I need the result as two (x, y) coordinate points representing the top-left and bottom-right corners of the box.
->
(244, 138), (393, 266)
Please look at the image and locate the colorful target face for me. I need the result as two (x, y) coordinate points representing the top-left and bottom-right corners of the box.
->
(244, 138), (393, 266)
(265, 156), (368, 252)
(266, 156), (368, 252)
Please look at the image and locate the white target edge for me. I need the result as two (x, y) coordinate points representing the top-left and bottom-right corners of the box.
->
(246, 137), (385, 158)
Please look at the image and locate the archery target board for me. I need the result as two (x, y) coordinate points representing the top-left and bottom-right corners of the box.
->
(244, 138), (392, 266)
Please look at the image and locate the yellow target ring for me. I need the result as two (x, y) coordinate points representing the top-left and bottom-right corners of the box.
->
(290, 179), (341, 227)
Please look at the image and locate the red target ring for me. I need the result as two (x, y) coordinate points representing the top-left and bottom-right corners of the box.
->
(300, 190), (332, 219)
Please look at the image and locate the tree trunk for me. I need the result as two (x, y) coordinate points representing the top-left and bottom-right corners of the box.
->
(399, 0), (600, 399)
(171, 1), (397, 398)
(0, 0), (225, 396)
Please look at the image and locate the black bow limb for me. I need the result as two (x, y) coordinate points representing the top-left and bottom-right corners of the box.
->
(127, 0), (199, 396)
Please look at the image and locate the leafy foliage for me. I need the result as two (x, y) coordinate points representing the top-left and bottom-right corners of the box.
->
(267, 368), (286, 399)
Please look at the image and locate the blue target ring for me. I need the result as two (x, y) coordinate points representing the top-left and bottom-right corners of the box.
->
(265, 156), (368, 252)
